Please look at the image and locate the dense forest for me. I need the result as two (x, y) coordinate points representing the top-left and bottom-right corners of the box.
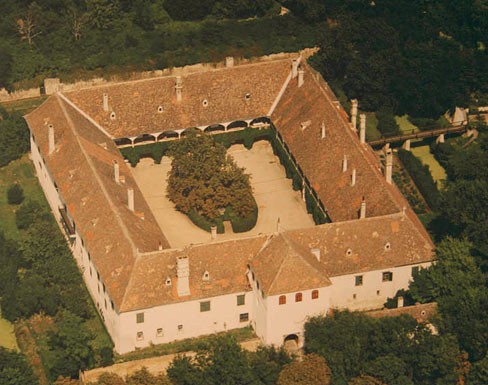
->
(0, 0), (487, 384)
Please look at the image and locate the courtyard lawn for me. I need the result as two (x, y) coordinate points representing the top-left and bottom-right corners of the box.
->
(395, 115), (419, 134)
(0, 155), (48, 240)
(410, 145), (447, 188)
(0, 308), (18, 351)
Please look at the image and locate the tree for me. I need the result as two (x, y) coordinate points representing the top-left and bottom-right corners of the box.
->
(0, 347), (38, 385)
(348, 375), (386, 385)
(277, 353), (331, 385)
(7, 184), (24, 205)
(0, 111), (30, 167)
(16, 2), (42, 46)
(126, 367), (171, 385)
(48, 310), (94, 379)
(467, 356), (488, 385)
(167, 133), (254, 221)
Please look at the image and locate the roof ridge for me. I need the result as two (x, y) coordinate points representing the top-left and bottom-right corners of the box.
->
(56, 95), (140, 305)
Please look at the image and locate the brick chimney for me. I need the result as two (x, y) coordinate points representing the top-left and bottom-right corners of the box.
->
(48, 124), (55, 155)
(176, 256), (190, 297)
(385, 149), (393, 184)
(102, 93), (109, 112)
(351, 168), (356, 186)
(360, 197), (366, 219)
(298, 68), (305, 87)
(321, 122), (326, 139)
(350, 99), (358, 131)
(310, 248), (321, 262)
(127, 187), (134, 211)
(175, 76), (183, 102)
(113, 160), (120, 184)
(359, 114), (366, 144)
(225, 56), (234, 68)
(291, 59), (299, 78)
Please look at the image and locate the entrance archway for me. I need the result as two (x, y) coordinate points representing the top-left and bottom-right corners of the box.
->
(283, 334), (299, 354)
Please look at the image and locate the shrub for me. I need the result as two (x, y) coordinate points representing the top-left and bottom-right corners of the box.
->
(397, 149), (440, 211)
(226, 203), (258, 233)
(15, 200), (49, 230)
(7, 183), (24, 205)
(187, 209), (225, 233)
(376, 109), (400, 136)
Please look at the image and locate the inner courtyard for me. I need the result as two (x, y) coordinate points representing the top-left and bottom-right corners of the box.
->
(130, 140), (315, 248)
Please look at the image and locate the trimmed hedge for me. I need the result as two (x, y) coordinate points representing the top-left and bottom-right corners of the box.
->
(225, 202), (259, 233)
(397, 149), (441, 211)
(187, 209), (225, 234)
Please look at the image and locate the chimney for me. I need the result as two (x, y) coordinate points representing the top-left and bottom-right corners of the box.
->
(397, 296), (404, 308)
(342, 154), (348, 173)
(385, 149), (393, 184)
(276, 217), (281, 233)
(225, 56), (234, 68)
(113, 160), (120, 184)
(311, 248), (321, 262)
(350, 99), (358, 130)
(291, 59), (299, 78)
(127, 187), (134, 211)
(176, 256), (190, 297)
(321, 122), (326, 139)
(210, 225), (217, 240)
(175, 76), (183, 102)
(158, 241), (163, 251)
(360, 197), (366, 219)
(298, 68), (305, 87)
(359, 114), (366, 144)
(48, 124), (55, 155)
(351, 168), (356, 186)
(102, 93), (109, 112)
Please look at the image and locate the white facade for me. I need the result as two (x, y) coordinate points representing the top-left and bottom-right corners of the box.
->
(30, 133), (432, 354)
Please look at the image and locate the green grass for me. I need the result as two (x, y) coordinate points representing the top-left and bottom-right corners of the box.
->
(395, 115), (419, 134)
(1, 96), (47, 115)
(0, 155), (48, 240)
(0, 307), (18, 351)
(365, 112), (381, 141)
(116, 326), (256, 363)
(410, 145), (447, 188)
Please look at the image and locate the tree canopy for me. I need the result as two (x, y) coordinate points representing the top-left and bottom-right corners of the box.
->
(167, 133), (255, 221)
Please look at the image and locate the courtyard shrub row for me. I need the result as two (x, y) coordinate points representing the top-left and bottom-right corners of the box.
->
(397, 149), (441, 211)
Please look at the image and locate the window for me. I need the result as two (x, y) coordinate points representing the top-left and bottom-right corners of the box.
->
(110, 111), (116, 120)
(136, 312), (144, 323)
(251, 271), (255, 281)
(382, 272), (393, 282)
(104, 299), (107, 309)
(156, 328), (163, 337)
(411, 266), (419, 276)
(346, 248), (353, 257)
(89, 267), (92, 277)
(136, 332), (144, 341)
(200, 301), (211, 312)
(295, 293), (303, 302)
(237, 294), (245, 306)
(311, 290), (319, 299)
(178, 324), (183, 331)
(111, 300), (115, 310)
(279, 295), (286, 305)
(240, 313), (249, 322)
(384, 242), (391, 251)
(157, 105), (164, 113)
(377, 290), (380, 296)
(353, 294), (357, 299)
(103, 283), (106, 293)
(202, 99), (209, 107)
(245, 93), (251, 101)
(355, 275), (363, 286)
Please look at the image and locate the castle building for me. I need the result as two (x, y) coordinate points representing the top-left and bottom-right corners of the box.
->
(25, 54), (434, 354)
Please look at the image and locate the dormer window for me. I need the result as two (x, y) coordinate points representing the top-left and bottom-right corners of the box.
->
(165, 277), (172, 286)
(202, 99), (209, 107)
(157, 105), (164, 113)
(110, 111), (116, 120)
(346, 248), (353, 257)
(384, 242), (391, 251)
(202, 270), (210, 281)
(245, 93), (251, 101)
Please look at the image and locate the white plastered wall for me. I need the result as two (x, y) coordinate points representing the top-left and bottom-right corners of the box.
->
(329, 262), (432, 311)
(116, 291), (253, 354)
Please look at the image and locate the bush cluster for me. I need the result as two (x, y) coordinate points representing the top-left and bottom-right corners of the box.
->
(7, 183), (24, 205)
(397, 149), (440, 211)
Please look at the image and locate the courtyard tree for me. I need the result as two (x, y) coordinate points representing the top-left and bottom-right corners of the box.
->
(277, 353), (331, 385)
(167, 132), (256, 230)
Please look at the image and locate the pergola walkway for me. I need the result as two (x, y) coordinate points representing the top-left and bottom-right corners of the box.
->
(130, 141), (315, 248)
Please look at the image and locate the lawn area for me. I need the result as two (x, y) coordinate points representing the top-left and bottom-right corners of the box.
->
(395, 115), (419, 134)
(0, 155), (48, 240)
(0, 307), (18, 351)
(365, 112), (381, 141)
(410, 145), (447, 188)
(1, 96), (47, 115)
